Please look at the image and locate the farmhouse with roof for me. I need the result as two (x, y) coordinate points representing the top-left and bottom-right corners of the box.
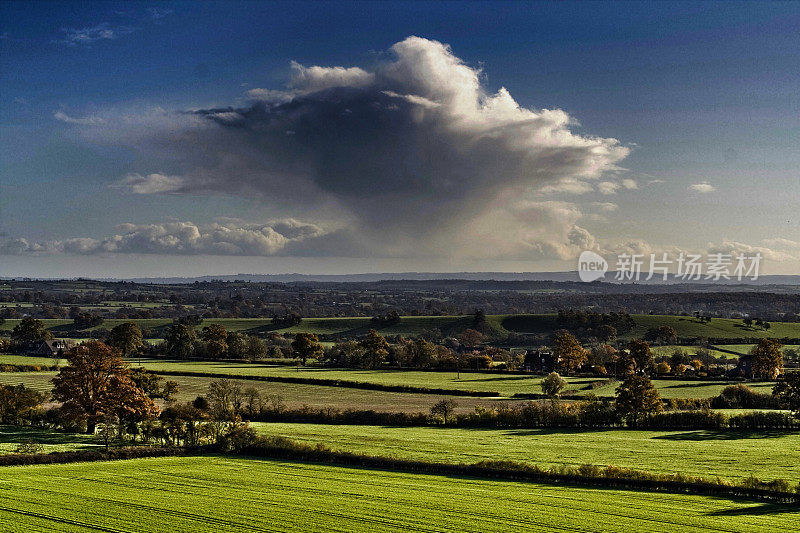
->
(26, 339), (72, 357)
(521, 348), (556, 373)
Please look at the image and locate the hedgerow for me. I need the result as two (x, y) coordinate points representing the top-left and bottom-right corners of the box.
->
(153, 369), (501, 397)
(0, 364), (57, 372)
(0, 446), (193, 467)
(246, 402), (799, 430)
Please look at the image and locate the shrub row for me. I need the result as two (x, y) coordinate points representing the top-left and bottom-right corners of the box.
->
(0, 446), (193, 467)
(635, 410), (729, 429)
(729, 411), (798, 429)
(577, 409), (796, 430)
(239, 436), (800, 504)
(511, 392), (611, 401)
(252, 406), (430, 426)
(665, 398), (711, 410)
(700, 336), (800, 345)
(710, 384), (783, 409)
(246, 402), (623, 428)
(154, 369), (502, 397)
(0, 364), (57, 372)
(247, 402), (799, 430)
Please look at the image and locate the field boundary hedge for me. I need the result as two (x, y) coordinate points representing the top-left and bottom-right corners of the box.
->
(246, 404), (799, 430)
(149, 361), (772, 381)
(240, 436), (800, 505)
(0, 364), (58, 373)
(511, 392), (612, 400)
(0, 446), (195, 467)
(703, 337), (800, 345)
(152, 369), (502, 397)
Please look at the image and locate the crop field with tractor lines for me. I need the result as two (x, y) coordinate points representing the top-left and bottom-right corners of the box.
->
(0, 456), (798, 532)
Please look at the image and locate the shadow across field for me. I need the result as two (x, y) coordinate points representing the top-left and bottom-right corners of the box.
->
(243, 455), (800, 511)
(706, 502), (800, 516)
(234, 323), (286, 334)
(659, 382), (735, 389)
(653, 430), (797, 441)
(0, 426), (94, 446)
(456, 375), (539, 383)
(500, 427), (616, 437)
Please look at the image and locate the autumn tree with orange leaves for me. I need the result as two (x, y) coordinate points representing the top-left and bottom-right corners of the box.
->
(52, 341), (159, 434)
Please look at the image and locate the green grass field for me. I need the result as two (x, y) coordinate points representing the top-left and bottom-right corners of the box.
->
(584, 378), (776, 399)
(0, 370), (517, 413)
(0, 354), (65, 366)
(0, 357), (778, 400)
(0, 426), (98, 455)
(0, 372), (57, 395)
(127, 360), (778, 398)
(130, 359), (555, 395)
(164, 374), (517, 412)
(651, 345), (739, 360)
(0, 456), (796, 532)
(253, 423), (800, 482)
(717, 344), (800, 356)
(0, 368), (782, 424)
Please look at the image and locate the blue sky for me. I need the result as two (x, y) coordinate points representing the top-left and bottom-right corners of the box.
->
(1, 1), (798, 277)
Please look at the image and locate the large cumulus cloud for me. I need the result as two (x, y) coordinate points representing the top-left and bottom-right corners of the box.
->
(79, 37), (631, 259)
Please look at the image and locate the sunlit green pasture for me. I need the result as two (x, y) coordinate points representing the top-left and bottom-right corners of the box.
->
(0, 456), (796, 532)
(253, 423), (800, 482)
(0, 426), (97, 455)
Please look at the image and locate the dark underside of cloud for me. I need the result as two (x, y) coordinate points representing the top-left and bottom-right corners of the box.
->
(16, 36), (635, 259)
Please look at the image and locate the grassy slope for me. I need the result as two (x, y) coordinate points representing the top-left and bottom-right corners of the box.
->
(0, 456), (796, 532)
(253, 423), (800, 482)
